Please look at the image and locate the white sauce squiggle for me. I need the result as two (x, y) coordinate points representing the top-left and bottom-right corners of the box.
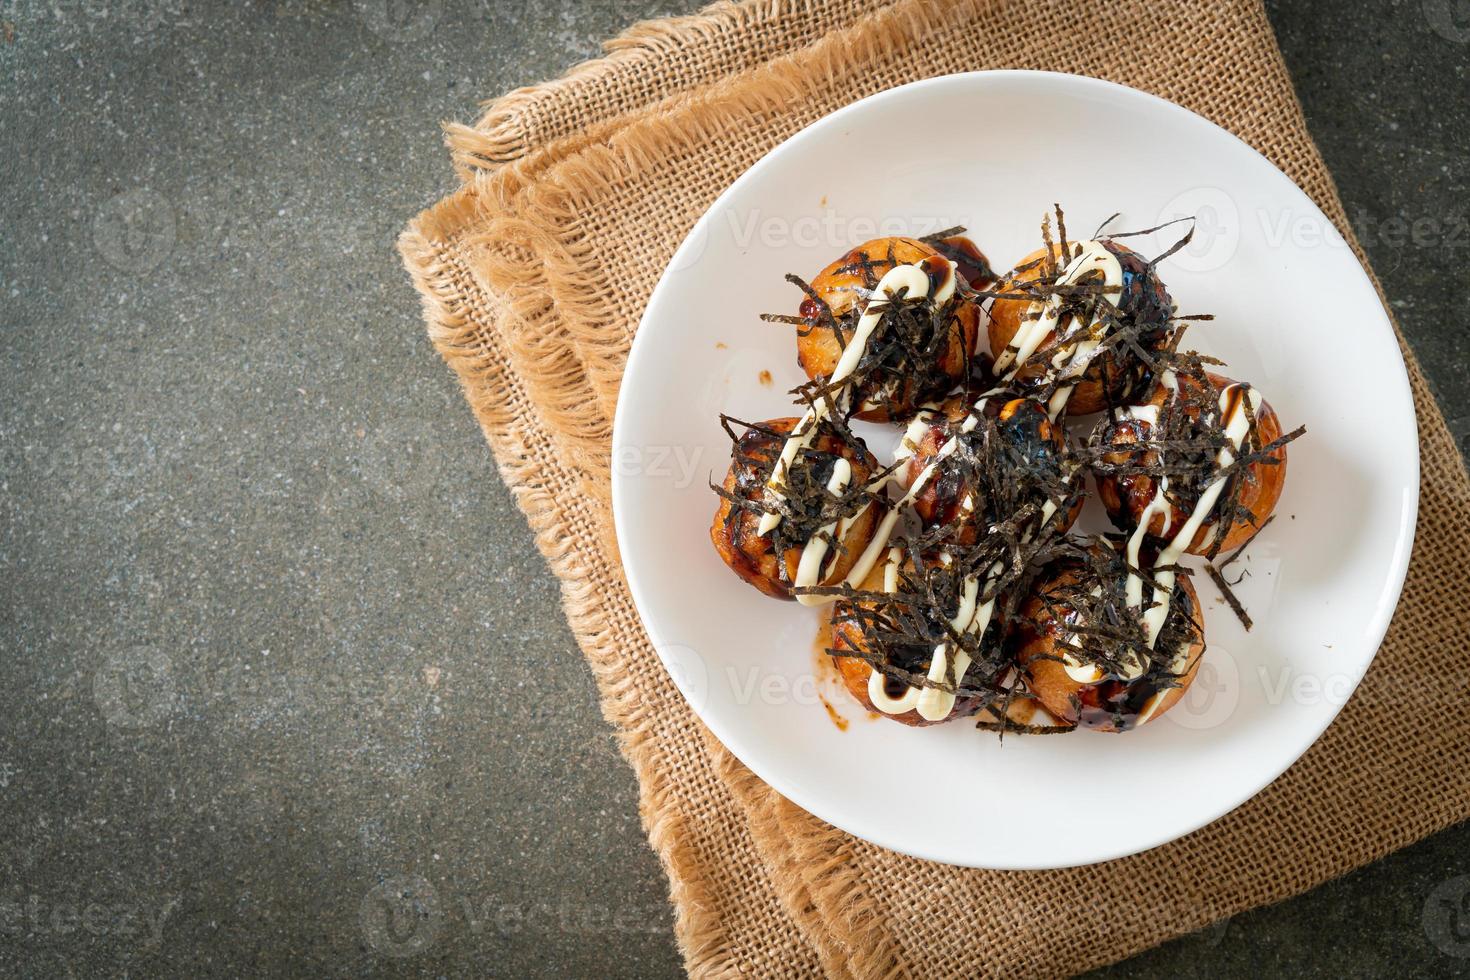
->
(992, 240), (1124, 422)
(865, 549), (921, 714)
(852, 241), (1127, 719)
(757, 259), (956, 606)
(861, 549), (1001, 721)
(793, 458), (853, 598)
(1061, 374), (1261, 723)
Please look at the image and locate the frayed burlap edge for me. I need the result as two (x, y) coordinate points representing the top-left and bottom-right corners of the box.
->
(707, 732), (871, 980)
(415, 9), (1011, 965)
(448, 0), (997, 438)
(447, 0), (893, 178)
(402, 0), (1470, 974)
(400, 190), (830, 977)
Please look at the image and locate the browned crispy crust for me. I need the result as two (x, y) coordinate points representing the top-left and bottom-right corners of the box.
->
(709, 417), (883, 600)
(904, 394), (1080, 544)
(825, 562), (984, 727)
(794, 236), (981, 423)
(1011, 563), (1205, 732)
(986, 242), (1170, 415)
(1093, 373), (1288, 556)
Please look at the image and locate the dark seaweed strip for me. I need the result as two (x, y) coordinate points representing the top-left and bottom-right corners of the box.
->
(1205, 563), (1254, 631)
(1218, 515), (1276, 572)
(783, 273), (846, 350)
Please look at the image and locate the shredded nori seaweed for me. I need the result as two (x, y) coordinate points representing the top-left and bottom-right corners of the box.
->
(717, 205), (1302, 735)
(912, 396), (1079, 551)
(760, 241), (976, 421)
(1080, 348), (1304, 561)
(1205, 562), (1254, 631)
(710, 414), (890, 584)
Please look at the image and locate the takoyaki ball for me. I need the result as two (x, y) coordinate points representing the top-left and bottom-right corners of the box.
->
(793, 237), (982, 423)
(1010, 546), (1206, 732)
(710, 417), (884, 601)
(987, 240), (1174, 415)
(1091, 372), (1288, 556)
(903, 395), (1079, 546)
(827, 557), (1009, 727)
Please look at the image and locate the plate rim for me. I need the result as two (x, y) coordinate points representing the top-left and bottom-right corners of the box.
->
(611, 69), (1421, 869)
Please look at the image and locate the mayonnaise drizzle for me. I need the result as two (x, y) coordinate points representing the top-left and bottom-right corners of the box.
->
(865, 548), (921, 714)
(756, 259), (957, 597)
(856, 243), (1125, 718)
(792, 458), (853, 607)
(862, 549), (1001, 721)
(992, 240), (1125, 422)
(1062, 374), (1262, 721)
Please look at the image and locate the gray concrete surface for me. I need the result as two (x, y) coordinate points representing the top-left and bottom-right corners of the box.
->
(0, 0), (1465, 977)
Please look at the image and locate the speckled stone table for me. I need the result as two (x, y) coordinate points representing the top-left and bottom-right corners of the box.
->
(0, 1), (1466, 976)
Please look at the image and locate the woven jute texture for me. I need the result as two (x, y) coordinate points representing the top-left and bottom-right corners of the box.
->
(446, 0), (892, 177)
(400, 0), (1470, 975)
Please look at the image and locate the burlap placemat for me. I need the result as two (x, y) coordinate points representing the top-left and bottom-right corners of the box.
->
(446, 0), (892, 178)
(401, 1), (1470, 975)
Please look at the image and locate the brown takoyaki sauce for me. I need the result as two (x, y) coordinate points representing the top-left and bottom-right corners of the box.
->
(917, 397), (1076, 548)
(1082, 350), (1303, 560)
(711, 415), (883, 586)
(922, 228), (996, 289)
(767, 244), (973, 420)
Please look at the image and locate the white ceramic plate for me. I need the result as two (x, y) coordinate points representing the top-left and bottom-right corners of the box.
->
(612, 72), (1418, 869)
